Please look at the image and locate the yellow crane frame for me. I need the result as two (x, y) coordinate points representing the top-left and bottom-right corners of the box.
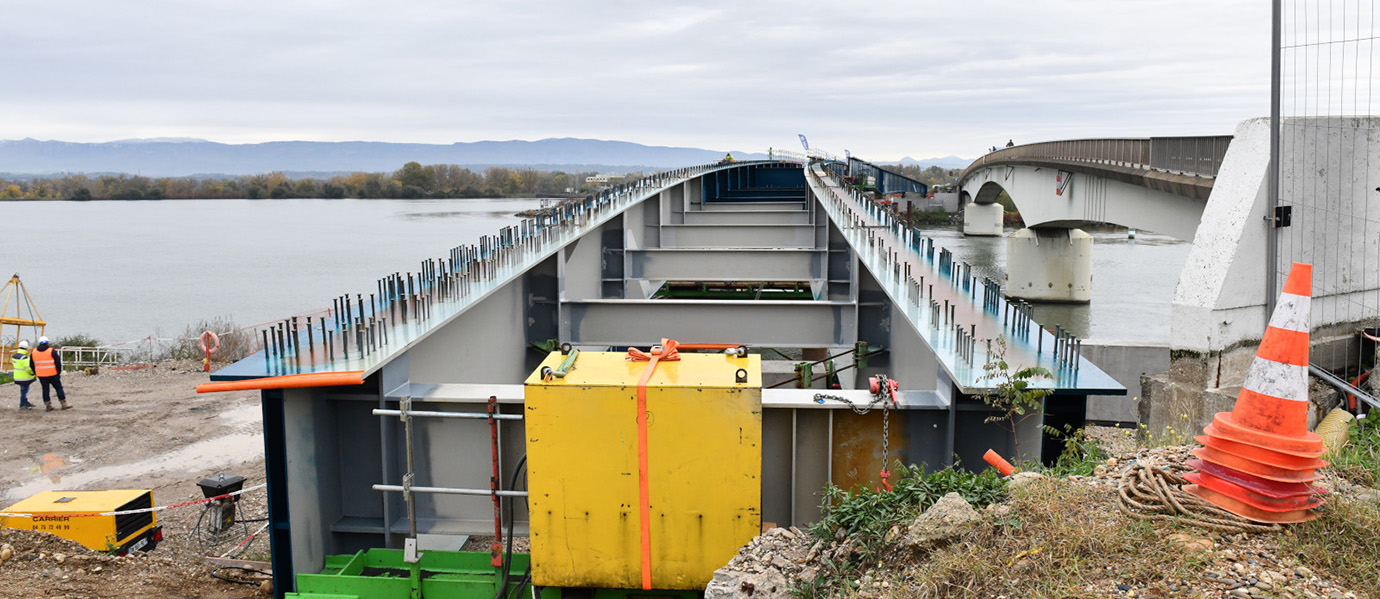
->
(0, 274), (46, 371)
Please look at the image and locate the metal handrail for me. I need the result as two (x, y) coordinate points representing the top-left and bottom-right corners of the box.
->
(58, 346), (132, 367)
(962, 136), (1232, 181)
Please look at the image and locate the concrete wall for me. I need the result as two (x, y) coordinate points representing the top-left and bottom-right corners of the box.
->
(1143, 117), (1380, 438)
(1170, 118), (1272, 363)
(1079, 342), (1168, 423)
(1166, 117), (1380, 381)
(920, 192), (959, 213)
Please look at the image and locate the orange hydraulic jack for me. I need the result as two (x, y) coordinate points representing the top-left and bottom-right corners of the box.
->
(1185, 263), (1327, 523)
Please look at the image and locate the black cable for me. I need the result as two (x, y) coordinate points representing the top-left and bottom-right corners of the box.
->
(210, 566), (270, 586)
(505, 565), (533, 599)
(233, 517), (269, 523)
(494, 454), (528, 599)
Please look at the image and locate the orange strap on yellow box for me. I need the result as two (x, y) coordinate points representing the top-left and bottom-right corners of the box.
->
(627, 339), (681, 590)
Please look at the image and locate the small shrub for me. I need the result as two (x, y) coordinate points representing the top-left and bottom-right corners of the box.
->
(980, 337), (1053, 460)
(810, 463), (1006, 546)
(163, 317), (256, 363)
(53, 333), (101, 347)
(802, 463), (1007, 596)
(1043, 425), (1110, 477)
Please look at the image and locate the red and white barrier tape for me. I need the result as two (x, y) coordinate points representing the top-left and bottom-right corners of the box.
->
(0, 483), (266, 519)
(219, 522), (271, 558)
(100, 307), (336, 349)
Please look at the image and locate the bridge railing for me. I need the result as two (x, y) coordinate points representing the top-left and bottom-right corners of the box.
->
(967, 135), (1232, 179)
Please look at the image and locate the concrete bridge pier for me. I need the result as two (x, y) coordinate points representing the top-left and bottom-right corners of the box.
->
(1006, 227), (1093, 302)
(962, 201), (1003, 236)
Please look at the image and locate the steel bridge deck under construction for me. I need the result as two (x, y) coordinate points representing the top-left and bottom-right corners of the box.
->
(208, 159), (1124, 598)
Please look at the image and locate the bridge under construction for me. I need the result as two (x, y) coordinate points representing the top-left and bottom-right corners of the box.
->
(204, 158), (1124, 598)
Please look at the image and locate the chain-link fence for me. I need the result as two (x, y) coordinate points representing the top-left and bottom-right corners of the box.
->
(1273, 0), (1380, 406)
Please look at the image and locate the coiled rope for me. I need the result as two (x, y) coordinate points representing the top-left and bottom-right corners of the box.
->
(1116, 464), (1280, 534)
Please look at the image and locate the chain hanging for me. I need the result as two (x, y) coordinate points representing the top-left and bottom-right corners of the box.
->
(812, 374), (899, 491)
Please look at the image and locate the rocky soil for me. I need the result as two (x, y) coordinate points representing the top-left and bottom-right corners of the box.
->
(706, 444), (1377, 599)
(0, 360), (270, 598)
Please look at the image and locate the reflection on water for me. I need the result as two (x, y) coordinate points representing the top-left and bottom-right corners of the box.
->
(917, 226), (1191, 344)
(395, 209), (529, 221)
(27, 453), (78, 484)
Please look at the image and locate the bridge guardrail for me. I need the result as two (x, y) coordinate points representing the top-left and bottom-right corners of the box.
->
(964, 135), (1232, 181)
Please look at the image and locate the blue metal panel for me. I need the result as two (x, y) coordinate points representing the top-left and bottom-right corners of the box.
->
(261, 389), (294, 598)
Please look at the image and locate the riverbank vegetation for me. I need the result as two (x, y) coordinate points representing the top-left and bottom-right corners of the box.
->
(0, 162), (607, 200)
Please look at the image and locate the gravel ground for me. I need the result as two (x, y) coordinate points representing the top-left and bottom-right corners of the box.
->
(0, 360), (270, 598)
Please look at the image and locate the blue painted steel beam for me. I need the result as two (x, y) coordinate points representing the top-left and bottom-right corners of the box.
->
(261, 389), (294, 598)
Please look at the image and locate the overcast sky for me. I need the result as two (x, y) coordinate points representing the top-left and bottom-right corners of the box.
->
(1, 1), (1269, 160)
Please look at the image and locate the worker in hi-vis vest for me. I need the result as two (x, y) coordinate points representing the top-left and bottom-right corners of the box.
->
(11, 339), (35, 410)
(31, 336), (69, 412)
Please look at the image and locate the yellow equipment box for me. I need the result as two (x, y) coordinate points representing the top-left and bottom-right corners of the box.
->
(524, 350), (762, 590)
(1, 490), (162, 555)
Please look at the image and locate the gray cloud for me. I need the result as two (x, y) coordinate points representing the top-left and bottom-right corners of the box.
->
(0, 0), (1269, 160)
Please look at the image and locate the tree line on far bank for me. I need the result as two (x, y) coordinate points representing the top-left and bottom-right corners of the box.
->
(0, 162), (608, 200)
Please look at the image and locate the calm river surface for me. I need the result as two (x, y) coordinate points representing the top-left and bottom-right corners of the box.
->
(2, 200), (1188, 348)
(919, 227), (1191, 344)
(2, 198), (540, 347)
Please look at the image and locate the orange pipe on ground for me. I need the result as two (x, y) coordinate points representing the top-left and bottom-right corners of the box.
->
(195, 371), (365, 393)
(983, 449), (1017, 476)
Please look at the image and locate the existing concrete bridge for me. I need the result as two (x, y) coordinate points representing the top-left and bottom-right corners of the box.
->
(958, 136), (1231, 301)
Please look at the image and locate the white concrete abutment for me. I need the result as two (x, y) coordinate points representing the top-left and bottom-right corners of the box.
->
(1005, 227), (1093, 302)
(962, 201), (1003, 236)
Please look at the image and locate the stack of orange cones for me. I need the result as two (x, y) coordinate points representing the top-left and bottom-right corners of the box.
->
(1185, 263), (1327, 523)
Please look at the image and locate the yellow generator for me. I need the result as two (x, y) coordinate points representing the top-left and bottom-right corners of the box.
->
(1, 490), (163, 555)
(524, 348), (762, 590)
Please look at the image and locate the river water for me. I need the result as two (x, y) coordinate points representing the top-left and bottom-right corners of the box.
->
(919, 227), (1192, 344)
(1, 200), (1188, 348)
(2, 198), (540, 347)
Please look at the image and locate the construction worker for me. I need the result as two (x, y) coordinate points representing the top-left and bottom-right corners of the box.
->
(12, 340), (35, 410)
(31, 336), (69, 412)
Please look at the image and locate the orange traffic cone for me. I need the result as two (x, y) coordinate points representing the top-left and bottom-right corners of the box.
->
(1185, 263), (1327, 523)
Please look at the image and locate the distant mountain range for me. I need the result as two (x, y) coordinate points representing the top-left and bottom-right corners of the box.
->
(890, 155), (973, 170)
(0, 138), (770, 177)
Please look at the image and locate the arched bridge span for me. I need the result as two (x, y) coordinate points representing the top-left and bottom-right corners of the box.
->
(959, 136), (1232, 241)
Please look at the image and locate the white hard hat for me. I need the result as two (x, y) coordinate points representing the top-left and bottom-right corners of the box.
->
(38, 336), (48, 344)
(17, 340), (28, 349)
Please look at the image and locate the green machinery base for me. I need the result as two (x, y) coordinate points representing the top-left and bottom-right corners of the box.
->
(286, 550), (701, 599)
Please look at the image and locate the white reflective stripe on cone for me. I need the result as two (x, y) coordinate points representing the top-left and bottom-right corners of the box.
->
(1267, 292), (1310, 334)
(1243, 359), (1310, 403)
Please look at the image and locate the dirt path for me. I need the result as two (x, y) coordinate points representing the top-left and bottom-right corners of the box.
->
(0, 359), (270, 597)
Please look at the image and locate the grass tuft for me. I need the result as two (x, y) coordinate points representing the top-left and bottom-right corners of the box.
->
(1279, 496), (1380, 598)
(1327, 409), (1380, 487)
(901, 478), (1212, 598)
